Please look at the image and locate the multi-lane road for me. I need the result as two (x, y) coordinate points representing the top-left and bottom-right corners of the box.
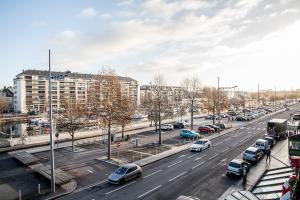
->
(60, 104), (300, 200)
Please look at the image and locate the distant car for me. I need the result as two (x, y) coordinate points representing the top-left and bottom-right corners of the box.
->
(243, 147), (264, 162)
(180, 129), (201, 139)
(173, 122), (186, 129)
(226, 159), (250, 176)
(264, 136), (276, 148)
(198, 126), (214, 134)
(235, 116), (248, 121)
(161, 124), (174, 131)
(255, 139), (270, 153)
(190, 138), (211, 152)
(216, 123), (231, 130)
(205, 124), (221, 132)
(108, 163), (142, 185)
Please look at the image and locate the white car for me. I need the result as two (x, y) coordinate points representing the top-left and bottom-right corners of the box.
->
(161, 124), (174, 131)
(190, 138), (211, 152)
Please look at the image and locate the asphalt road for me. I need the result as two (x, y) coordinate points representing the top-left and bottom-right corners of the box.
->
(60, 105), (300, 200)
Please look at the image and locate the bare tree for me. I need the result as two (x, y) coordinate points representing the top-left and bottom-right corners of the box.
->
(0, 97), (8, 115)
(117, 94), (135, 139)
(181, 77), (201, 130)
(57, 100), (86, 151)
(88, 69), (124, 159)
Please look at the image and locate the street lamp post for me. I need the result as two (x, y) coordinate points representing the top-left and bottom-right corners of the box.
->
(48, 50), (55, 193)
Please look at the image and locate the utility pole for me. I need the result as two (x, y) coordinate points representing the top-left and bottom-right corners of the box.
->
(48, 50), (55, 193)
(243, 92), (246, 117)
(275, 86), (277, 111)
(217, 77), (221, 132)
(257, 83), (259, 109)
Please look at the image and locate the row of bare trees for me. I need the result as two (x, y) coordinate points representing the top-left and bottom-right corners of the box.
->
(0, 98), (9, 115)
(56, 70), (135, 159)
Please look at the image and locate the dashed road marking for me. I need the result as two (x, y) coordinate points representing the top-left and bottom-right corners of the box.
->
(178, 154), (187, 158)
(221, 148), (230, 153)
(168, 160), (183, 168)
(168, 171), (187, 182)
(192, 161), (205, 169)
(194, 155), (206, 161)
(137, 185), (162, 199)
(143, 170), (162, 179)
(105, 181), (136, 195)
(208, 154), (218, 160)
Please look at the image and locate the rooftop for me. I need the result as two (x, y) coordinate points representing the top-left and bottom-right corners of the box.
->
(17, 69), (137, 83)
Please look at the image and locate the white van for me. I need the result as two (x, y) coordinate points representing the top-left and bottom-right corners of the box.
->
(161, 124), (174, 131)
(255, 139), (270, 153)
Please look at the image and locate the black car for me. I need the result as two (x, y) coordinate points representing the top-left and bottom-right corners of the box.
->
(173, 122), (185, 129)
(206, 124), (221, 132)
(235, 116), (248, 121)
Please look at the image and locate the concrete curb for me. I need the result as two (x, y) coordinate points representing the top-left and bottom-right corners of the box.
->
(43, 180), (77, 200)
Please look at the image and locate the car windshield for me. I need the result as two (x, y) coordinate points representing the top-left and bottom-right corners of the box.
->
(245, 150), (255, 155)
(229, 162), (241, 168)
(195, 141), (204, 144)
(115, 167), (128, 174)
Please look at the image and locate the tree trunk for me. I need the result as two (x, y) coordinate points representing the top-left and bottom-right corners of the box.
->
(121, 125), (125, 139)
(107, 121), (111, 160)
(158, 102), (162, 145)
(212, 111), (215, 125)
(71, 132), (75, 152)
(191, 99), (194, 130)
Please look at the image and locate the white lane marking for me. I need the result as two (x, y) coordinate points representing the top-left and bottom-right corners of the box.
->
(208, 154), (218, 160)
(240, 127), (245, 129)
(213, 141), (222, 146)
(194, 155), (206, 161)
(143, 170), (162, 179)
(187, 155), (194, 159)
(168, 160), (183, 168)
(105, 181), (136, 195)
(137, 185), (162, 199)
(192, 161), (205, 169)
(220, 158), (227, 163)
(212, 164), (219, 169)
(252, 127), (256, 130)
(231, 143), (238, 147)
(221, 148), (230, 153)
(168, 171), (187, 182)
(87, 170), (94, 174)
(178, 154), (186, 158)
(224, 138), (230, 142)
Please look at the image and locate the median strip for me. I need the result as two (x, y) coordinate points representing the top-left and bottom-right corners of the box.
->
(137, 185), (162, 199)
(168, 171), (187, 182)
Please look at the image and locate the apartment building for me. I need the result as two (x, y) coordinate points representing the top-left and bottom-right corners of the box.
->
(13, 69), (139, 113)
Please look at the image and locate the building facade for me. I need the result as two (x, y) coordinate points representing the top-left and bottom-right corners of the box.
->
(13, 70), (139, 113)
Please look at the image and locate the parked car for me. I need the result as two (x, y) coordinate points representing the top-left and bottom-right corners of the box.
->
(255, 139), (270, 153)
(108, 163), (142, 184)
(226, 159), (250, 176)
(235, 116), (248, 121)
(216, 123), (232, 129)
(173, 122), (186, 129)
(180, 129), (201, 139)
(190, 138), (211, 152)
(206, 124), (221, 132)
(228, 111), (238, 116)
(198, 126), (214, 134)
(243, 147), (264, 162)
(264, 136), (276, 148)
(161, 124), (174, 131)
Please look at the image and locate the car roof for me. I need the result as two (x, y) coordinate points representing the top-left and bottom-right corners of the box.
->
(198, 138), (208, 141)
(120, 163), (139, 168)
(245, 146), (259, 152)
(264, 136), (274, 140)
(230, 159), (243, 164)
(256, 139), (268, 143)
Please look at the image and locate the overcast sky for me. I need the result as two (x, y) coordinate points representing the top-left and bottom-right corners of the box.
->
(0, 0), (300, 91)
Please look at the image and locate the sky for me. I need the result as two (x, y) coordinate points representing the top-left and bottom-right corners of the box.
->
(0, 0), (300, 91)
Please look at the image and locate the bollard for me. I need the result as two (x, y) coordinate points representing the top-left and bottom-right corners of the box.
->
(38, 184), (40, 194)
(140, 153), (142, 160)
(19, 189), (21, 200)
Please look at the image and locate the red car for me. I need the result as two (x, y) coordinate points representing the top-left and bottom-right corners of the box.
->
(198, 126), (215, 133)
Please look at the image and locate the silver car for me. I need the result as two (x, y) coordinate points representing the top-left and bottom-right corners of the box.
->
(108, 163), (142, 184)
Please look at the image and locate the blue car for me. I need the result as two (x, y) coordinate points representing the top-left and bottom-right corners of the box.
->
(180, 129), (200, 139)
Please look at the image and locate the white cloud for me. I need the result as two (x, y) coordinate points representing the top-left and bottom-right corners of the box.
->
(280, 9), (299, 15)
(79, 8), (97, 17)
(264, 4), (273, 10)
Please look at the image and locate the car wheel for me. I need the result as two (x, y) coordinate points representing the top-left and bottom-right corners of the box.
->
(137, 172), (142, 178)
(119, 179), (125, 185)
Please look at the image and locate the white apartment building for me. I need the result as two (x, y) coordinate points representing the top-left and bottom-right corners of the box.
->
(13, 70), (139, 113)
